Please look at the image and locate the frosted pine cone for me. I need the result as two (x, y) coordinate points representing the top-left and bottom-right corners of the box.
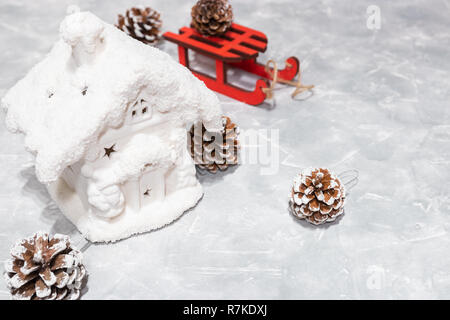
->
(290, 168), (346, 225)
(190, 116), (239, 173)
(191, 0), (233, 36)
(3, 232), (86, 300)
(116, 7), (162, 45)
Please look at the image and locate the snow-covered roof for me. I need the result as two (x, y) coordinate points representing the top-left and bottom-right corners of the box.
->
(2, 9), (222, 184)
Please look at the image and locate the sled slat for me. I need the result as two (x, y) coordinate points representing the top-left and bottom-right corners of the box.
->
(230, 24), (267, 42)
(163, 23), (268, 62)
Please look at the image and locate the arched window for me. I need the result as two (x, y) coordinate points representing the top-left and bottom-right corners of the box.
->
(128, 98), (152, 123)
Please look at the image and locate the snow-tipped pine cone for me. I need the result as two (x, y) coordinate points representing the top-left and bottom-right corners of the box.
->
(189, 116), (239, 173)
(191, 0), (233, 36)
(116, 7), (162, 45)
(290, 168), (346, 225)
(3, 232), (86, 300)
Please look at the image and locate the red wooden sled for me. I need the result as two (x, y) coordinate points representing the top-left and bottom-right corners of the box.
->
(163, 23), (300, 105)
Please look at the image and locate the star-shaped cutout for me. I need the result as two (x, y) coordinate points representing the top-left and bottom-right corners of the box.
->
(104, 144), (116, 158)
(143, 188), (152, 197)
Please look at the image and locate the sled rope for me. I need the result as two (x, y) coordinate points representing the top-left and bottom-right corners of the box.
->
(262, 59), (314, 99)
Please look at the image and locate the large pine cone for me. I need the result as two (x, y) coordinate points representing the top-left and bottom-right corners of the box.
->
(189, 116), (239, 173)
(191, 0), (233, 36)
(3, 232), (86, 300)
(116, 7), (162, 45)
(290, 168), (346, 225)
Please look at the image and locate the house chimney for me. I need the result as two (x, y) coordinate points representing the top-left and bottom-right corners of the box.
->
(60, 8), (105, 66)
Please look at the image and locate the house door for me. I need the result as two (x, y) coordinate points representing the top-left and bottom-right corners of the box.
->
(139, 169), (165, 208)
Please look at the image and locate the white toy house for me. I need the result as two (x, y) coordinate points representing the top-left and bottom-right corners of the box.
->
(1, 10), (222, 242)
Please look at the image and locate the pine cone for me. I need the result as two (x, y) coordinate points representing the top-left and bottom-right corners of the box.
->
(290, 168), (346, 225)
(191, 0), (233, 36)
(190, 116), (239, 173)
(116, 7), (162, 45)
(3, 232), (87, 300)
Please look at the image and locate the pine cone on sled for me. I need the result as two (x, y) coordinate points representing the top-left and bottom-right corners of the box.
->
(189, 116), (239, 173)
(3, 232), (86, 300)
(290, 168), (346, 225)
(191, 0), (233, 36)
(116, 7), (162, 45)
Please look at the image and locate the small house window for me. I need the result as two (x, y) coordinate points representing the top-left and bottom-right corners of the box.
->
(143, 188), (152, 197)
(46, 89), (54, 98)
(128, 98), (152, 123)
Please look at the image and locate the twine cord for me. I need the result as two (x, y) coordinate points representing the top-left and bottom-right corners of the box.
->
(262, 59), (315, 99)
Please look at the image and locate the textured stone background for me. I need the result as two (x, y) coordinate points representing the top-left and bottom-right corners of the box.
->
(1, 0), (450, 299)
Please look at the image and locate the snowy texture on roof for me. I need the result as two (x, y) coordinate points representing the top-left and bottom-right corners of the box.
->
(1, 10), (222, 184)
